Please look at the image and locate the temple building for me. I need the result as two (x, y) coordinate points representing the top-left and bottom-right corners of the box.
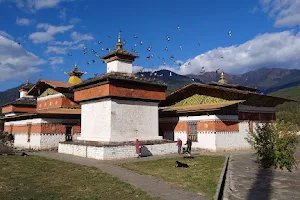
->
(0, 35), (294, 158)
(1, 65), (85, 150)
(159, 70), (294, 151)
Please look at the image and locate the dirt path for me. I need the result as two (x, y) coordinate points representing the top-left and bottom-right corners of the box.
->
(34, 151), (210, 200)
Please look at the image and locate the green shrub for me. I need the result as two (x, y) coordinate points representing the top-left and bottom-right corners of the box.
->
(246, 121), (299, 171)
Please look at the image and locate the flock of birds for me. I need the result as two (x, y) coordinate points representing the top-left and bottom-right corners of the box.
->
(63, 27), (233, 79)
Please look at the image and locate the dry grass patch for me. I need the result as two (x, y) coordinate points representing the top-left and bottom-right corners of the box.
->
(0, 155), (160, 200)
(119, 155), (225, 197)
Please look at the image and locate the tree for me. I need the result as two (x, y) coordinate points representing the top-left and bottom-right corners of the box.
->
(246, 121), (299, 171)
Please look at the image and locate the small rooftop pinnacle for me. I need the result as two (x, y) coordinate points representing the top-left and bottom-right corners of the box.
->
(65, 64), (87, 85)
(101, 33), (138, 61)
(218, 69), (227, 83)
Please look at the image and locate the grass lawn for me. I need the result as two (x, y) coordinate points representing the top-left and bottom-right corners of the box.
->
(0, 155), (159, 200)
(119, 155), (225, 197)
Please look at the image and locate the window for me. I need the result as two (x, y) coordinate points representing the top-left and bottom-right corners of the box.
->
(188, 122), (198, 142)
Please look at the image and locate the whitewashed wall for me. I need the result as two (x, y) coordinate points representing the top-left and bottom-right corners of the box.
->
(196, 132), (216, 150)
(107, 60), (132, 73)
(58, 142), (177, 160)
(215, 131), (250, 150)
(14, 133), (41, 150)
(78, 99), (112, 141)
(110, 99), (162, 141)
(40, 134), (65, 149)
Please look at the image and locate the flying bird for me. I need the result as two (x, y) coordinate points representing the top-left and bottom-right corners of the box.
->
(87, 62), (90, 65)
(98, 41), (102, 44)
(139, 41), (143, 45)
(147, 46), (152, 51)
(134, 44), (137, 47)
(197, 42), (200, 46)
(228, 31), (232, 36)
(92, 60), (96, 63)
(134, 35), (138, 38)
(170, 55), (174, 60)
(166, 35), (170, 42)
(179, 45), (182, 50)
(164, 47), (168, 51)
(68, 53), (72, 56)
(177, 26), (180, 31)
(146, 56), (150, 61)
(101, 48), (104, 51)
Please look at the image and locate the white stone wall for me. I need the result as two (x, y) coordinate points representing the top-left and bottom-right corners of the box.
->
(14, 133), (30, 149)
(14, 133), (41, 150)
(40, 134), (66, 149)
(215, 130), (250, 151)
(196, 132), (216, 150)
(58, 142), (177, 160)
(107, 60), (132, 73)
(79, 99), (162, 142)
(110, 99), (162, 141)
(78, 99), (112, 141)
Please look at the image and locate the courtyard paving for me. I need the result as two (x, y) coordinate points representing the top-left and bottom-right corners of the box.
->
(35, 151), (210, 200)
(224, 151), (300, 200)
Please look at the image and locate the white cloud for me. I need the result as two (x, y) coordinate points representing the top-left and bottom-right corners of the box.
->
(69, 43), (84, 50)
(0, 35), (44, 82)
(53, 40), (75, 45)
(48, 56), (64, 65)
(0, 30), (14, 40)
(69, 18), (81, 24)
(71, 31), (93, 42)
(16, 17), (31, 26)
(45, 46), (68, 54)
(1, 0), (76, 12)
(166, 31), (300, 75)
(259, 0), (300, 27)
(58, 8), (66, 21)
(29, 23), (74, 43)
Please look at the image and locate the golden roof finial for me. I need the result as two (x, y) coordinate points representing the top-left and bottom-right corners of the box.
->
(117, 32), (122, 50)
(218, 69), (227, 83)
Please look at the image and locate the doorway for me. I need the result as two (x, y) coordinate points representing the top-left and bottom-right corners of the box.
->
(187, 122), (198, 142)
(65, 125), (72, 141)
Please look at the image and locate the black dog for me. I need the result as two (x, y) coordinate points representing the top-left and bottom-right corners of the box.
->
(21, 152), (29, 156)
(175, 160), (189, 168)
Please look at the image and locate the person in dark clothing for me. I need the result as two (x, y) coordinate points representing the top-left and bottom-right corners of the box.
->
(185, 138), (192, 153)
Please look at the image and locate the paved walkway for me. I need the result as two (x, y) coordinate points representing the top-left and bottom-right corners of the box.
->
(34, 152), (210, 200)
(224, 152), (300, 200)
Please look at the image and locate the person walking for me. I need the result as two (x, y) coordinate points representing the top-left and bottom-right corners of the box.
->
(177, 138), (182, 154)
(186, 137), (192, 154)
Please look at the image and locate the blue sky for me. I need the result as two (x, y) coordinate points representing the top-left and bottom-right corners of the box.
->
(0, 0), (300, 91)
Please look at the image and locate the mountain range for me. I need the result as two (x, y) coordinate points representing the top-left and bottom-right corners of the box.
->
(1, 67), (300, 116)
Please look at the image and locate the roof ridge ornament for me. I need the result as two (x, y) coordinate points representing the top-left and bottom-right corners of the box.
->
(218, 69), (227, 83)
(117, 32), (123, 50)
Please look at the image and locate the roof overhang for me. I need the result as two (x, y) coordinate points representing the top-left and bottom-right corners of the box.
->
(159, 100), (245, 113)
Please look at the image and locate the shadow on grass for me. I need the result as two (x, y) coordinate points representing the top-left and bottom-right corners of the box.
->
(247, 167), (273, 200)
